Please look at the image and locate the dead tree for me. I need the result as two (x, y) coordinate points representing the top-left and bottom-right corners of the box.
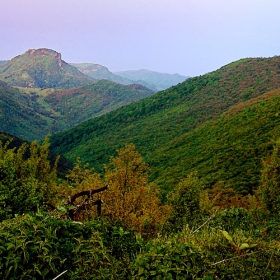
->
(67, 185), (109, 220)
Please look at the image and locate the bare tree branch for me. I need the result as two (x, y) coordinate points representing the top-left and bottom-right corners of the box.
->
(68, 185), (109, 204)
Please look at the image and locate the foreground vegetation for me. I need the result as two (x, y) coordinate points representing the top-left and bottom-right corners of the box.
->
(1, 138), (280, 279)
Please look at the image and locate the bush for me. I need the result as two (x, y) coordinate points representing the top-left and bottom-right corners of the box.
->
(0, 213), (114, 279)
(128, 227), (280, 279)
(0, 138), (59, 221)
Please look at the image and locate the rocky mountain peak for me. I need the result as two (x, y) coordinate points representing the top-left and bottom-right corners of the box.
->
(26, 48), (62, 67)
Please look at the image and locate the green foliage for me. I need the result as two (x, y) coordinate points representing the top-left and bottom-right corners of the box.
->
(0, 213), (116, 279)
(257, 139), (280, 214)
(128, 227), (280, 279)
(0, 79), (154, 141)
(167, 172), (203, 230)
(0, 81), (53, 140)
(0, 137), (59, 220)
(2, 133), (280, 278)
(44, 80), (154, 128)
(208, 207), (258, 233)
(129, 236), (205, 279)
(50, 56), (280, 194)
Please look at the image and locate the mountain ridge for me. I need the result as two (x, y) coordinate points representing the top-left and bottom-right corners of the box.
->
(49, 55), (280, 193)
(70, 63), (133, 85)
(114, 69), (189, 91)
(0, 79), (154, 141)
(0, 48), (94, 89)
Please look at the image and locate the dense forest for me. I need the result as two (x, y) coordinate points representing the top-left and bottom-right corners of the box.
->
(1, 135), (280, 279)
(50, 56), (280, 194)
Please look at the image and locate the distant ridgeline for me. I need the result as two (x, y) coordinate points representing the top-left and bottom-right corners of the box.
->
(0, 48), (94, 89)
(114, 69), (189, 91)
(71, 64), (189, 91)
(0, 49), (155, 140)
(50, 56), (280, 194)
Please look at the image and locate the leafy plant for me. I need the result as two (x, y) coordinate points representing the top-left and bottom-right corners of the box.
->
(0, 137), (59, 221)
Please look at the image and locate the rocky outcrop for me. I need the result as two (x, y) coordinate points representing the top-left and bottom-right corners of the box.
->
(0, 48), (93, 89)
(27, 48), (62, 67)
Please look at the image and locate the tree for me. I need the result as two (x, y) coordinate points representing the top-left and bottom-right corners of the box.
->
(0, 137), (59, 221)
(257, 139), (280, 214)
(167, 172), (203, 230)
(103, 144), (171, 237)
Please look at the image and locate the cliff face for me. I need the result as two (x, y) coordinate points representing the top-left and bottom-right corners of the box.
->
(27, 48), (62, 67)
(0, 48), (93, 88)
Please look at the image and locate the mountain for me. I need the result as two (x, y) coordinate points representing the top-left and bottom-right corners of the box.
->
(71, 63), (132, 85)
(50, 56), (280, 194)
(114, 69), (189, 91)
(0, 79), (154, 141)
(71, 64), (188, 91)
(0, 48), (94, 89)
(0, 61), (8, 66)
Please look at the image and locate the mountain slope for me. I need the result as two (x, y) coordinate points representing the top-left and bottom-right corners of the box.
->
(43, 80), (154, 127)
(0, 79), (154, 141)
(114, 69), (189, 91)
(50, 56), (280, 193)
(71, 63), (132, 85)
(149, 89), (280, 194)
(0, 61), (8, 66)
(0, 81), (54, 140)
(0, 49), (94, 89)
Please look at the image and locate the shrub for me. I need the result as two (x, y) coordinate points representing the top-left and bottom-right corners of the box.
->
(0, 213), (114, 279)
(0, 138), (59, 221)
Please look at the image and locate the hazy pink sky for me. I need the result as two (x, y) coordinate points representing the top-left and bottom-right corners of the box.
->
(1, 0), (280, 76)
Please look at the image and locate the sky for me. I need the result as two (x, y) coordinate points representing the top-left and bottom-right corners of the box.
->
(1, 0), (280, 77)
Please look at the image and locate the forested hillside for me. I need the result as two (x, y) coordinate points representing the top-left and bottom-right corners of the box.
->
(0, 80), (154, 141)
(50, 56), (280, 193)
(0, 81), (54, 140)
(43, 80), (154, 127)
(2, 55), (280, 278)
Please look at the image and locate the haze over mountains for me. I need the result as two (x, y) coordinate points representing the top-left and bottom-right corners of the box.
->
(0, 49), (188, 92)
(114, 69), (188, 91)
(0, 61), (8, 66)
(71, 63), (188, 91)
(70, 63), (132, 85)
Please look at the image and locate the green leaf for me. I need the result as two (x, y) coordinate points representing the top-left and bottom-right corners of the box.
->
(138, 267), (144, 275)
(239, 243), (249, 250)
(221, 231), (235, 245)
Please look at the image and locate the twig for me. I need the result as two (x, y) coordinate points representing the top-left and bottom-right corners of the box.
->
(52, 270), (68, 280)
(191, 209), (218, 234)
(266, 247), (275, 269)
(211, 250), (264, 266)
